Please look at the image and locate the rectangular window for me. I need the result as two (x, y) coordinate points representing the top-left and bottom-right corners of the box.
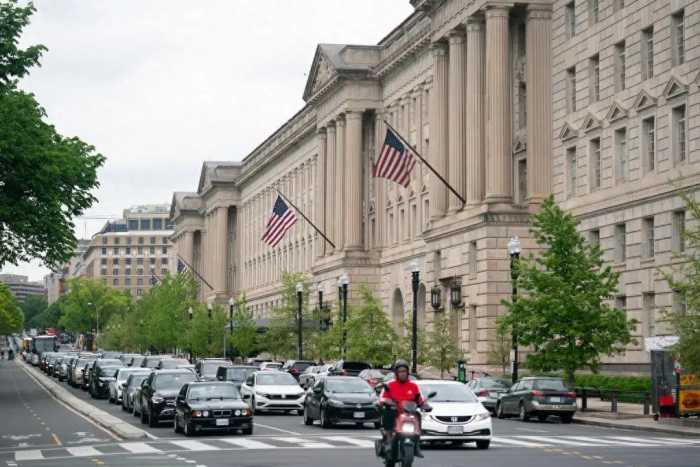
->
(411, 204), (417, 239)
(150, 236), (156, 244)
(673, 290), (687, 315)
(589, 229), (600, 247)
(138, 237), (144, 245)
(161, 268), (168, 276)
(641, 27), (654, 80)
(125, 268), (131, 276)
(589, 55), (600, 102)
(566, 2), (576, 38)
(567, 147), (577, 198)
(642, 117), (656, 173)
(137, 268), (143, 276)
(673, 105), (687, 164)
(518, 82), (527, 129)
(112, 278), (119, 286)
(150, 257), (156, 265)
(149, 246), (155, 254)
(101, 247), (107, 255)
(125, 277), (131, 286)
(469, 241), (477, 274)
(125, 247), (131, 255)
(673, 211), (686, 253)
(125, 257), (131, 265)
(137, 246), (143, 255)
(590, 138), (601, 190)
(137, 278), (143, 286)
(614, 41), (626, 92)
(126, 237), (132, 245)
(112, 268), (119, 276)
(672, 10), (685, 66)
(101, 237), (107, 245)
(112, 247), (119, 255)
(518, 158), (528, 204)
(140, 219), (151, 231)
(615, 223), (626, 262)
(615, 295), (627, 312)
(161, 246), (167, 254)
(589, 0), (599, 24)
(643, 292), (656, 337)
(161, 257), (168, 265)
(128, 219), (138, 230)
(423, 199), (430, 231)
(113, 257), (119, 266)
(114, 237), (120, 245)
(566, 67), (576, 113)
(152, 218), (163, 230)
(643, 216), (655, 258)
(615, 128), (627, 181)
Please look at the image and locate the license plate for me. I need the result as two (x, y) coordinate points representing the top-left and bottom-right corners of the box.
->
(216, 419), (229, 426)
(549, 397), (562, 403)
(353, 411), (365, 419)
(447, 426), (464, 435)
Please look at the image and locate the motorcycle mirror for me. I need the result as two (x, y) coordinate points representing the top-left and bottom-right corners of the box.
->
(427, 391), (438, 399)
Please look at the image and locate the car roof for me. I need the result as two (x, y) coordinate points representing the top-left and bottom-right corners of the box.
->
(325, 376), (361, 381)
(416, 379), (462, 385)
(154, 369), (194, 374)
(521, 376), (561, 380)
(188, 381), (235, 386)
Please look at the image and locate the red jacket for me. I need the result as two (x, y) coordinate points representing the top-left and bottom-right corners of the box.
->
(381, 379), (425, 405)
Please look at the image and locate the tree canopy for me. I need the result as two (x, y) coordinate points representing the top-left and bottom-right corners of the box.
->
(59, 277), (131, 335)
(0, 283), (23, 334)
(345, 286), (398, 367)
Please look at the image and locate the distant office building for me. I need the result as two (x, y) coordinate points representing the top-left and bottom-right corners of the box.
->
(44, 239), (91, 304)
(0, 274), (46, 303)
(79, 204), (176, 297)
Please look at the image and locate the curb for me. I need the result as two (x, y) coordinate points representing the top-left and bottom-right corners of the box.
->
(574, 416), (700, 438)
(19, 360), (148, 440)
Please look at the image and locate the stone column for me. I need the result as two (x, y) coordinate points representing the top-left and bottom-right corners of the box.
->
(345, 110), (364, 251)
(448, 30), (466, 212)
(429, 42), (449, 221)
(466, 16), (486, 205)
(314, 130), (326, 259)
(335, 116), (346, 251)
(375, 111), (386, 249)
(526, 4), (553, 208)
(325, 123), (337, 255)
(485, 5), (513, 204)
(216, 205), (228, 293)
(181, 230), (194, 266)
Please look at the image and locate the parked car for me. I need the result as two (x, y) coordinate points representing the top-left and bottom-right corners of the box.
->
(174, 382), (253, 436)
(141, 355), (168, 369)
(100, 351), (122, 359)
(240, 371), (305, 414)
(139, 369), (198, 427)
(196, 358), (232, 381)
(358, 368), (393, 389)
(282, 360), (316, 381)
(328, 360), (371, 377)
(89, 359), (124, 398)
(303, 376), (380, 428)
(216, 365), (258, 390)
(119, 353), (141, 366)
(259, 361), (283, 371)
(466, 377), (510, 412)
(128, 355), (146, 367)
(123, 372), (151, 413)
(496, 377), (576, 423)
(416, 380), (492, 449)
(70, 357), (96, 387)
(299, 365), (324, 389)
(57, 356), (77, 382)
(110, 368), (151, 404)
(157, 358), (191, 370)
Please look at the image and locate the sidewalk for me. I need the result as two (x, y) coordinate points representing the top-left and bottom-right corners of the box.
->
(574, 397), (700, 437)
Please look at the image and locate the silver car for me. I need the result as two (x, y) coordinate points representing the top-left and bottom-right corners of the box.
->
(109, 368), (151, 404)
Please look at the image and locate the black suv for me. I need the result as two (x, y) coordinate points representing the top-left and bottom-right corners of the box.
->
(196, 358), (232, 381)
(139, 370), (198, 427)
(88, 359), (123, 398)
(282, 360), (316, 381)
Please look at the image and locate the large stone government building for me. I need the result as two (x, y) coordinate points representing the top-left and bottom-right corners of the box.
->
(170, 0), (699, 373)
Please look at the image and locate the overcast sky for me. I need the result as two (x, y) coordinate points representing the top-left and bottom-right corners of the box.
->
(2, 0), (413, 282)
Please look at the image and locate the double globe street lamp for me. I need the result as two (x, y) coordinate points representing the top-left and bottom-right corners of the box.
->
(508, 235), (521, 384)
(337, 274), (349, 358)
(410, 260), (420, 375)
(295, 282), (304, 360)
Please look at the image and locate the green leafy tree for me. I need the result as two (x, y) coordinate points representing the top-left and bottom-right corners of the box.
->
(488, 325), (512, 377)
(58, 277), (131, 335)
(263, 272), (314, 359)
(185, 304), (228, 358)
(229, 295), (258, 358)
(393, 318), (428, 366)
(31, 300), (63, 330)
(498, 196), (635, 385)
(19, 295), (47, 328)
(425, 313), (463, 378)
(0, 1), (104, 269)
(0, 283), (23, 334)
(663, 193), (700, 374)
(345, 286), (397, 367)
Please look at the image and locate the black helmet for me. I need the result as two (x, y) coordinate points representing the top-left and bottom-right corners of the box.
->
(393, 359), (409, 372)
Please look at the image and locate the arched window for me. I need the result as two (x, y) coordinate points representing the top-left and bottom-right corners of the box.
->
(392, 288), (405, 335)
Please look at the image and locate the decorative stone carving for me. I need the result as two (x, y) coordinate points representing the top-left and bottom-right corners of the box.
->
(581, 112), (602, 133)
(632, 89), (657, 112)
(662, 75), (688, 100)
(559, 122), (578, 141)
(605, 101), (628, 123)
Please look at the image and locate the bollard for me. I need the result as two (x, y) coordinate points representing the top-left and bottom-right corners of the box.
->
(643, 393), (650, 415)
(611, 392), (618, 413)
(581, 388), (587, 412)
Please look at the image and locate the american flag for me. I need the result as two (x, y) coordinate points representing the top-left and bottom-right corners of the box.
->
(373, 127), (417, 188)
(262, 196), (297, 247)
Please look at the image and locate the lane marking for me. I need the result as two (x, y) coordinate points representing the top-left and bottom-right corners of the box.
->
(14, 450), (44, 461)
(517, 436), (598, 447)
(119, 442), (162, 454)
(169, 440), (219, 452)
(273, 437), (334, 448)
(65, 446), (102, 457)
(253, 422), (301, 435)
(322, 436), (375, 448)
(53, 432), (63, 445)
(562, 436), (635, 446)
(218, 438), (277, 449)
(491, 436), (550, 447)
(606, 436), (667, 447)
(653, 437), (700, 445)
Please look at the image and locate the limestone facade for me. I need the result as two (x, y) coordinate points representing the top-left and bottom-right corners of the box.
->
(169, 0), (700, 372)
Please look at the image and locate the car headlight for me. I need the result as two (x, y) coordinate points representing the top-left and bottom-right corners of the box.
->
(191, 410), (202, 417)
(234, 410), (241, 416)
(328, 399), (345, 407)
(401, 422), (416, 433)
(202, 410), (209, 417)
(255, 392), (269, 398)
(474, 412), (491, 421)
(151, 396), (164, 404)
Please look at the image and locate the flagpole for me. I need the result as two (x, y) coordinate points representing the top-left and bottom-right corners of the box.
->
(382, 120), (466, 206)
(274, 189), (336, 250)
(176, 254), (215, 291)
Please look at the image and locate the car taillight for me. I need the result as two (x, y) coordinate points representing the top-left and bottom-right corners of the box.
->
(531, 390), (544, 397)
(478, 389), (490, 397)
(341, 369), (347, 376)
(290, 368), (299, 374)
(566, 391), (577, 398)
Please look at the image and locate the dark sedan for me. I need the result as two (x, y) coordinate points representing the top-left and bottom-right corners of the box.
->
(139, 370), (198, 427)
(303, 376), (380, 428)
(496, 377), (577, 423)
(174, 382), (253, 436)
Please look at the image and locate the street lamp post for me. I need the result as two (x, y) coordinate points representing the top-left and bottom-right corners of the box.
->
(339, 274), (349, 358)
(226, 297), (234, 360)
(410, 260), (420, 375)
(508, 235), (521, 384)
(207, 302), (213, 349)
(296, 283), (304, 360)
(187, 306), (193, 362)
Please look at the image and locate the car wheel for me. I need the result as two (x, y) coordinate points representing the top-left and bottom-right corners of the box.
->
(374, 421), (381, 429)
(355, 422), (365, 428)
(538, 414), (548, 422)
(183, 421), (194, 437)
(519, 403), (530, 422)
(476, 440), (490, 450)
(303, 406), (313, 426)
(320, 407), (332, 428)
(174, 415), (182, 433)
(242, 426), (253, 435)
(560, 413), (574, 424)
(496, 403), (505, 419)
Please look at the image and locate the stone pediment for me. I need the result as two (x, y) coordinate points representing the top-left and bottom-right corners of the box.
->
(605, 101), (628, 123)
(197, 161), (240, 194)
(303, 46), (338, 102)
(559, 122), (578, 141)
(581, 112), (602, 133)
(633, 89), (657, 112)
(662, 75), (688, 100)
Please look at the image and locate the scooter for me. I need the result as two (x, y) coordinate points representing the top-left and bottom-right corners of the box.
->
(375, 393), (435, 467)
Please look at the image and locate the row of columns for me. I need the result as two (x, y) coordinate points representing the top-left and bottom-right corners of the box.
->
(429, 4), (552, 220)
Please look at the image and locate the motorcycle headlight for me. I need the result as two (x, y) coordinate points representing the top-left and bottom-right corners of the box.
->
(400, 422), (417, 433)
(475, 412), (491, 421)
(328, 399), (345, 407)
(151, 396), (164, 404)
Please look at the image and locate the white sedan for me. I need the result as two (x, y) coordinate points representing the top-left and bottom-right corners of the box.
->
(416, 380), (492, 449)
(240, 371), (305, 414)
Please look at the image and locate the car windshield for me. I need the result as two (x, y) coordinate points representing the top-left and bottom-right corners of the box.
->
(144, 358), (161, 368)
(326, 380), (373, 394)
(188, 384), (240, 400)
(228, 368), (256, 381)
(201, 361), (226, 376)
(263, 363), (282, 369)
(343, 362), (370, 371)
(366, 370), (389, 378)
(534, 379), (569, 391)
(257, 373), (297, 386)
(128, 375), (148, 388)
(101, 366), (121, 376)
(479, 378), (509, 389)
(159, 359), (189, 369)
(155, 372), (197, 390)
(98, 359), (122, 367)
(419, 383), (478, 403)
(118, 370), (148, 383)
(130, 356), (145, 366)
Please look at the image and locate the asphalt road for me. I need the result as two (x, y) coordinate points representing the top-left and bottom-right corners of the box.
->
(2, 358), (699, 467)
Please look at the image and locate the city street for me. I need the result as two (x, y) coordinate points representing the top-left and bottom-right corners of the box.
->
(0, 359), (698, 467)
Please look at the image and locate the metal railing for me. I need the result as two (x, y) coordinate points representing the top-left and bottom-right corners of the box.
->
(576, 387), (652, 415)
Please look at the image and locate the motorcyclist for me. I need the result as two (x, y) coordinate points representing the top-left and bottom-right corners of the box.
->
(378, 359), (431, 458)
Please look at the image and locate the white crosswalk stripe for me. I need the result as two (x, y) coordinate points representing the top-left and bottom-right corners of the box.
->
(562, 436), (646, 446)
(219, 438), (278, 449)
(322, 436), (376, 448)
(274, 437), (335, 448)
(169, 440), (219, 451)
(65, 446), (102, 457)
(14, 450), (44, 461)
(607, 436), (679, 446)
(119, 442), (163, 454)
(517, 435), (599, 447)
(492, 436), (550, 447)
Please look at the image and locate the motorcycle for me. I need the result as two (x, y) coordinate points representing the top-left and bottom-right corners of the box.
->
(375, 391), (436, 467)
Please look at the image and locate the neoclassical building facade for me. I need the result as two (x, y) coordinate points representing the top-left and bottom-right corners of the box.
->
(170, 0), (700, 373)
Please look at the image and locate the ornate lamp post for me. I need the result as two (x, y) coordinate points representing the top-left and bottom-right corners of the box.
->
(410, 260), (420, 375)
(207, 302), (213, 348)
(226, 297), (235, 360)
(338, 274), (349, 358)
(296, 282), (304, 360)
(508, 235), (521, 384)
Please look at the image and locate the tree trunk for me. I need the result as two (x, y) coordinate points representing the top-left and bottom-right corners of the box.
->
(565, 368), (575, 387)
